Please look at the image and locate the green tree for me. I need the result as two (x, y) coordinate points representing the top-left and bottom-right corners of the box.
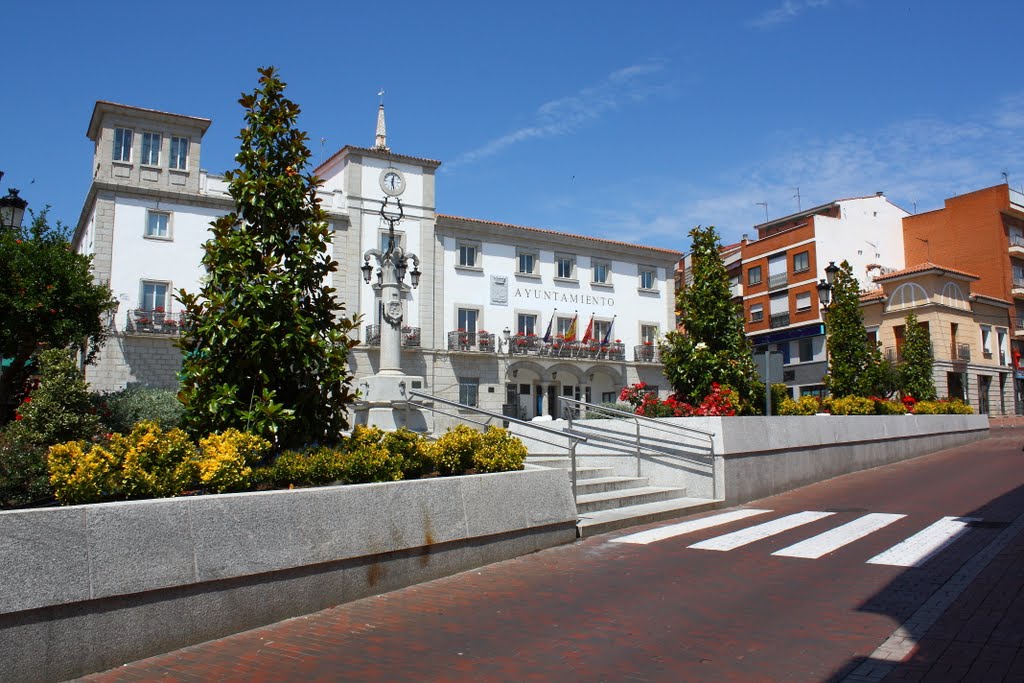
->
(0, 209), (116, 418)
(857, 345), (900, 398)
(824, 261), (872, 397)
(899, 311), (937, 400)
(661, 225), (760, 411)
(177, 67), (360, 448)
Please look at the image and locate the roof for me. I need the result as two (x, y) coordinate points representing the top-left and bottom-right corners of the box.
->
(872, 261), (979, 283)
(753, 193), (906, 231)
(315, 145), (442, 173)
(87, 101), (211, 140)
(859, 288), (886, 302)
(437, 214), (683, 257)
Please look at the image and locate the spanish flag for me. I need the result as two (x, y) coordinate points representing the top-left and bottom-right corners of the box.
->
(564, 313), (579, 342)
(581, 314), (595, 343)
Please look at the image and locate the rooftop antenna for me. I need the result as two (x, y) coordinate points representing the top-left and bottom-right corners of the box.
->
(1002, 170), (1009, 185)
(319, 137), (326, 167)
(912, 199), (917, 214)
(793, 187), (801, 211)
(756, 201), (768, 223)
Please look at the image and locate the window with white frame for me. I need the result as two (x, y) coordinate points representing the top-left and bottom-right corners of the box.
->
(592, 260), (611, 285)
(555, 254), (575, 279)
(458, 378), (480, 407)
(795, 291), (811, 311)
(145, 211), (171, 239)
(556, 316), (575, 338)
(517, 313), (537, 335)
(750, 302), (764, 322)
(593, 319), (612, 343)
(641, 324), (659, 344)
(141, 132), (161, 166)
(141, 281), (170, 312)
(981, 325), (993, 358)
(169, 137), (189, 170)
(113, 128), (133, 162)
(998, 328), (1009, 365)
(457, 241), (479, 268)
(457, 308), (478, 334)
(639, 266), (656, 290)
(379, 231), (404, 253)
(517, 249), (538, 275)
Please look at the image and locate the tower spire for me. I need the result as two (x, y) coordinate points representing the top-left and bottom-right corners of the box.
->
(374, 90), (389, 152)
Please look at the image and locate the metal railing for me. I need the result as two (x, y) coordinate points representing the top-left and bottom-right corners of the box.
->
(408, 390), (590, 498)
(557, 396), (718, 500)
(447, 331), (496, 352)
(126, 309), (188, 336)
(633, 344), (661, 363)
(768, 272), (789, 290)
(1011, 234), (1024, 248)
(953, 343), (971, 361)
(769, 312), (790, 328)
(364, 325), (421, 347)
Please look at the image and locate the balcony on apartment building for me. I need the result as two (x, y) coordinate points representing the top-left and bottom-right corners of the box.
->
(769, 312), (790, 329)
(1010, 234), (1024, 257)
(1013, 276), (1024, 299)
(125, 309), (188, 336)
(952, 343), (971, 362)
(364, 325), (421, 347)
(767, 272), (789, 290)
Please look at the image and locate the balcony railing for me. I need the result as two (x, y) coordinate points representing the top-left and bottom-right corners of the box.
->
(953, 343), (971, 361)
(1014, 278), (1024, 290)
(633, 344), (661, 363)
(447, 331), (496, 352)
(1017, 317), (1024, 331)
(1011, 235), (1024, 248)
(364, 325), (421, 347)
(125, 309), (188, 336)
(884, 346), (902, 363)
(769, 312), (790, 328)
(767, 272), (789, 290)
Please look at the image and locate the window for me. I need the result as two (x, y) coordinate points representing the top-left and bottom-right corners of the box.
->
(141, 281), (169, 312)
(601, 391), (617, 403)
(141, 132), (161, 166)
(639, 267), (656, 290)
(799, 338), (814, 362)
(981, 325), (993, 358)
(145, 211), (170, 239)
(379, 231), (403, 252)
(592, 260), (611, 285)
(458, 378), (480, 407)
(169, 137), (189, 170)
(556, 316), (575, 337)
(457, 241), (479, 268)
(555, 254), (575, 279)
(641, 324), (659, 344)
(517, 313), (537, 336)
(517, 249), (538, 275)
(795, 291), (811, 311)
(457, 308), (478, 334)
(113, 128), (133, 162)
(793, 251), (809, 273)
(748, 265), (762, 285)
(750, 303), (764, 322)
(593, 319), (612, 343)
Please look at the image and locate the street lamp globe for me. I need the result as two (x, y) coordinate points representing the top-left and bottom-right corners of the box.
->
(0, 188), (28, 230)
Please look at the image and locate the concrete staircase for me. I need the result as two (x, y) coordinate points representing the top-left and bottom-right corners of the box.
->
(526, 456), (721, 538)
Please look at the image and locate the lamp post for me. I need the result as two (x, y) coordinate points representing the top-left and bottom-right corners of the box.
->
(816, 261), (839, 388)
(357, 195), (425, 431)
(0, 187), (28, 230)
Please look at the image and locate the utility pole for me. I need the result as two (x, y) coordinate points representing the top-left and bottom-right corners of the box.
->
(793, 187), (801, 212)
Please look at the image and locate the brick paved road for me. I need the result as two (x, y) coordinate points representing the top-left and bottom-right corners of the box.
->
(78, 429), (1024, 682)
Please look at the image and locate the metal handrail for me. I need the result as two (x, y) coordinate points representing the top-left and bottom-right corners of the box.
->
(557, 395), (718, 499)
(409, 390), (590, 498)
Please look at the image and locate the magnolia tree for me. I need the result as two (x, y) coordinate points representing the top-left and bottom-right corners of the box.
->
(177, 67), (359, 448)
(660, 225), (759, 412)
(824, 261), (873, 397)
(900, 311), (937, 400)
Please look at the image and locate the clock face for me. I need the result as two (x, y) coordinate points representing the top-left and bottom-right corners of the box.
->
(380, 169), (406, 196)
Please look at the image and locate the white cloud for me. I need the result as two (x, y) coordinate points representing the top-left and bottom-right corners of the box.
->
(749, 0), (832, 29)
(446, 63), (669, 170)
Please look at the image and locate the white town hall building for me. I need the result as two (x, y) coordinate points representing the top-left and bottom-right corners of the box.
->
(73, 101), (680, 426)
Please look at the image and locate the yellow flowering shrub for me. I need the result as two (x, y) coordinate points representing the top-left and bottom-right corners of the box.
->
(114, 421), (198, 499)
(473, 426), (527, 473)
(382, 428), (433, 478)
(430, 425), (482, 476)
(48, 441), (119, 505)
(195, 429), (271, 493)
(341, 441), (404, 483)
(267, 446), (346, 487)
(778, 395), (822, 415)
(822, 396), (875, 415)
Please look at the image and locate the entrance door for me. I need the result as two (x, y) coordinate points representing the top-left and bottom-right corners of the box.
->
(979, 376), (991, 415)
(547, 385), (559, 418)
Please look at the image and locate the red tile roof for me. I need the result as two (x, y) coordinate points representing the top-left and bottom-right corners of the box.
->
(859, 288), (885, 302)
(437, 215), (683, 256)
(873, 262), (979, 282)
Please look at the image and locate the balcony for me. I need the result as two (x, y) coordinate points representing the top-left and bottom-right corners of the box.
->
(510, 334), (627, 361)
(364, 325), (421, 347)
(952, 343), (971, 362)
(125, 309), (188, 336)
(1013, 278), (1024, 299)
(884, 347), (903, 363)
(767, 272), (789, 290)
(447, 330), (496, 352)
(1017, 317), (1024, 336)
(729, 282), (743, 298)
(769, 312), (790, 329)
(633, 344), (662, 363)
(1010, 234), (1024, 257)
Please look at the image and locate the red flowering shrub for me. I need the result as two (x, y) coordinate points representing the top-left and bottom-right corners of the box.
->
(619, 382), (737, 417)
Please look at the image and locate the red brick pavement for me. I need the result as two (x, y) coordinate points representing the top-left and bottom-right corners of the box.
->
(76, 429), (1024, 683)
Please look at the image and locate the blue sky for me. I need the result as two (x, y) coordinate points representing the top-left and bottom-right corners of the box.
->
(4, 0), (1024, 252)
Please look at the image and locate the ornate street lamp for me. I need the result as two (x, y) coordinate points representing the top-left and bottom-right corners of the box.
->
(0, 188), (28, 230)
(816, 261), (840, 386)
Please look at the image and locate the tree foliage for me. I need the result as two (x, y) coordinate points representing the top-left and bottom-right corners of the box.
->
(661, 225), (760, 412)
(824, 261), (872, 397)
(899, 311), (937, 400)
(177, 67), (359, 448)
(0, 210), (116, 418)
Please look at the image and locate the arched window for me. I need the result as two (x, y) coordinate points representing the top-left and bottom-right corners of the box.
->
(887, 282), (928, 311)
(940, 281), (968, 309)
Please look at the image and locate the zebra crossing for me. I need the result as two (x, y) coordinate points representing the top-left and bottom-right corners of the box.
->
(610, 508), (981, 568)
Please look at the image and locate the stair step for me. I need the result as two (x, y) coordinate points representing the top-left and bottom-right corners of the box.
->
(577, 497), (725, 538)
(575, 486), (688, 514)
(574, 476), (649, 495)
(525, 459), (617, 481)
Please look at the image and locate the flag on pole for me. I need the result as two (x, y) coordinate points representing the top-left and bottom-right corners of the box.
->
(564, 312), (579, 342)
(581, 314), (595, 343)
(542, 310), (555, 343)
(601, 315), (616, 345)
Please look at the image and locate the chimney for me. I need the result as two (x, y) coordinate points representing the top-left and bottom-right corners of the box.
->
(876, 191), (884, 197)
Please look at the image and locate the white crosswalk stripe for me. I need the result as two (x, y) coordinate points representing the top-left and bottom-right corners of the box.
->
(866, 516), (980, 567)
(611, 508), (773, 545)
(688, 511), (835, 551)
(772, 513), (907, 559)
